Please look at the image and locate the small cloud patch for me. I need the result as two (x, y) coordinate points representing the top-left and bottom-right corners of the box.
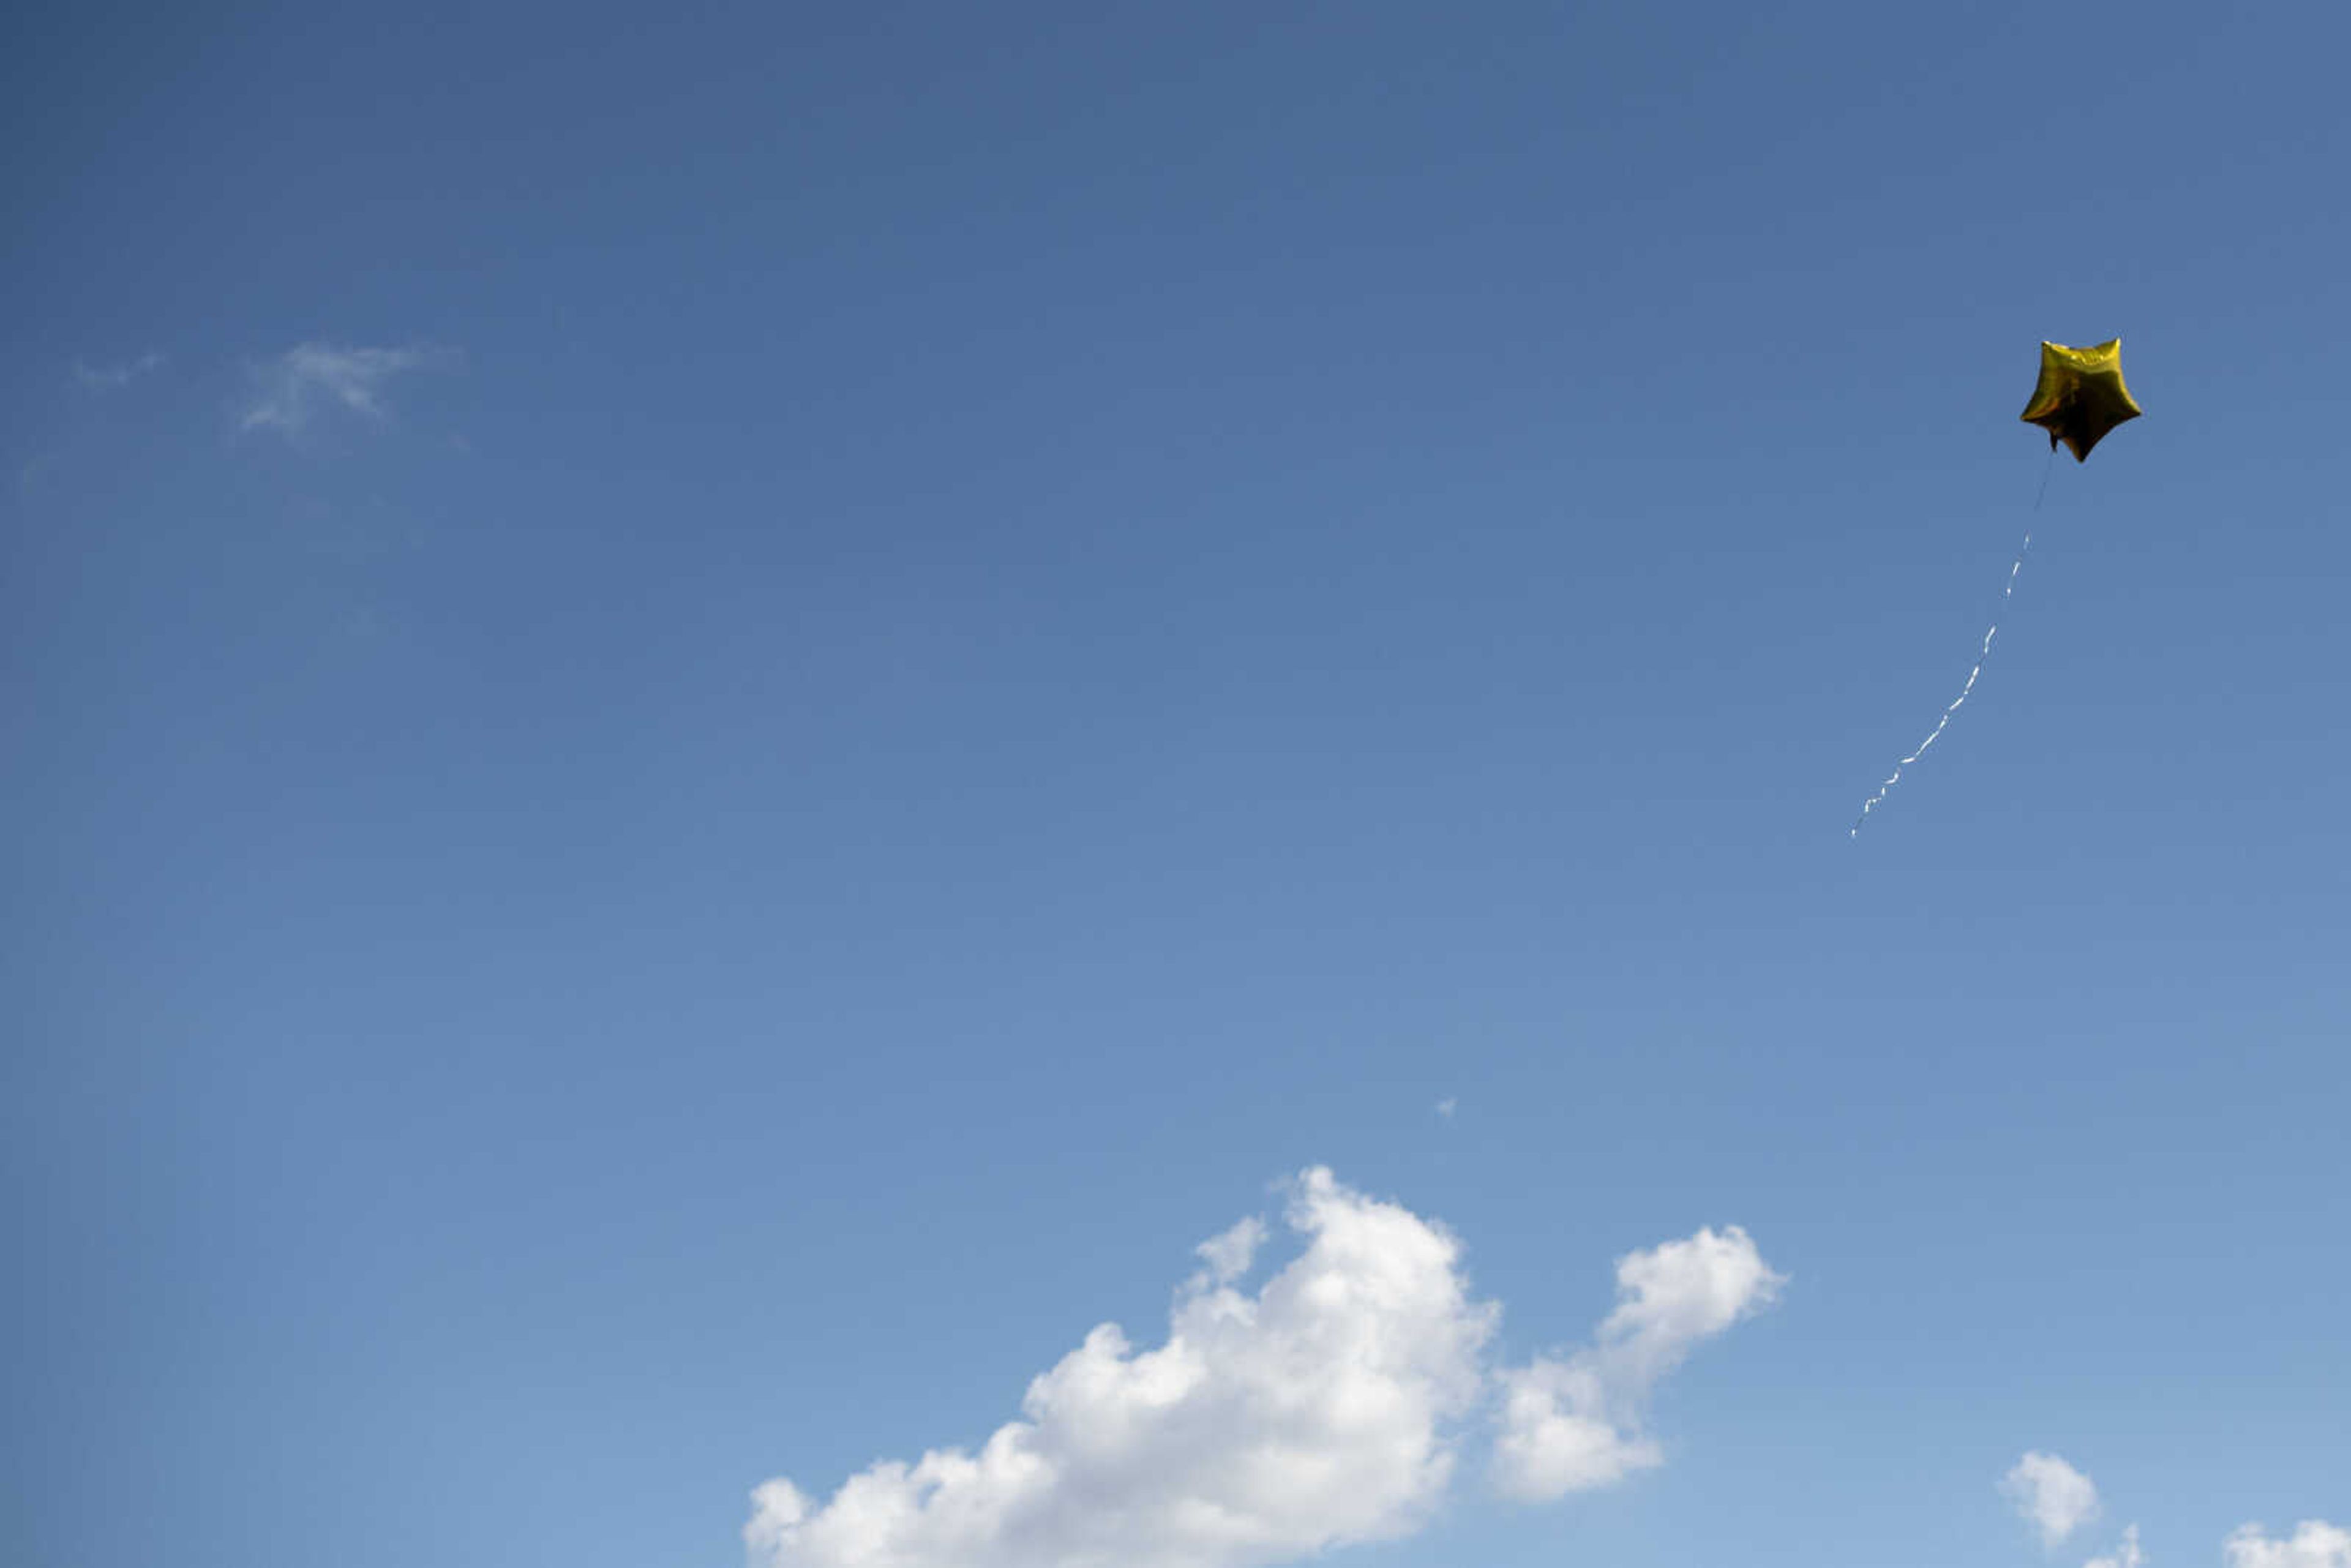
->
(2085, 1523), (2145, 1568)
(2004, 1451), (2101, 1548)
(73, 353), (163, 391)
(1491, 1224), (1783, 1501)
(241, 342), (451, 435)
(2227, 1522), (2351, 1568)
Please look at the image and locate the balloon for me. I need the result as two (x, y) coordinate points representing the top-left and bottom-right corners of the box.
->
(2020, 339), (2143, 462)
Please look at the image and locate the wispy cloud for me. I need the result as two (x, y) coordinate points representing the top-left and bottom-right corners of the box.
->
(2004, 1451), (2101, 1548)
(1435, 1097), (1458, 1119)
(744, 1169), (1777, 1568)
(241, 342), (449, 434)
(72, 352), (163, 391)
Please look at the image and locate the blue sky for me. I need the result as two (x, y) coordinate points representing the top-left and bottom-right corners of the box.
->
(6, 4), (2347, 1566)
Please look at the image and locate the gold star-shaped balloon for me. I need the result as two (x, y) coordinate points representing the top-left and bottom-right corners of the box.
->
(2020, 338), (2143, 462)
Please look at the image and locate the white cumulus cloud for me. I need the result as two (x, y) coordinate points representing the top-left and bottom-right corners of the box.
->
(2226, 1522), (2351, 1568)
(744, 1171), (1778, 1568)
(748, 1169), (1491, 1568)
(241, 342), (446, 433)
(2004, 1451), (2101, 1548)
(1491, 1224), (1782, 1501)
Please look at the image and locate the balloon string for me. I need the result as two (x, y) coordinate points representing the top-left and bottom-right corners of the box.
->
(1850, 446), (2057, 838)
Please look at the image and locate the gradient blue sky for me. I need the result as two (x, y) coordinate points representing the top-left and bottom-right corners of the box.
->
(6, 4), (2346, 1566)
